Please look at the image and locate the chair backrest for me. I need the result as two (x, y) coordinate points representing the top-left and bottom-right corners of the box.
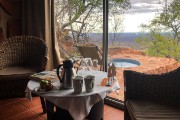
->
(0, 36), (48, 69)
(76, 45), (102, 64)
(124, 67), (180, 100)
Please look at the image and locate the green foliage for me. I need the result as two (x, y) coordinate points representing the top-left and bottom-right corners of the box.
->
(114, 0), (123, 2)
(135, 34), (151, 49)
(148, 0), (179, 41)
(136, 32), (180, 61)
(137, 0), (180, 61)
(146, 33), (180, 61)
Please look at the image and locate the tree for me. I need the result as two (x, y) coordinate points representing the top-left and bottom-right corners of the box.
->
(136, 0), (180, 61)
(54, 0), (131, 44)
(146, 32), (180, 61)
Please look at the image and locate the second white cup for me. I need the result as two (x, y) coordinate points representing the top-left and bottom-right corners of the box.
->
(84, 75), (95, 93)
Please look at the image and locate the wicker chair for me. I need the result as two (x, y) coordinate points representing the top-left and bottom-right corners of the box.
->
(124, 67), (180, 120)
(0, 36), (48, 98)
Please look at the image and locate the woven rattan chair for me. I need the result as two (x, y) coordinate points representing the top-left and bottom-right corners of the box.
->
(124, 67), (180, 120)
(0, 36), (48, 98)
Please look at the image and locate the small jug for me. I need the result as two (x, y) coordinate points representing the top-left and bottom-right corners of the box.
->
(57, 60), (76, 89)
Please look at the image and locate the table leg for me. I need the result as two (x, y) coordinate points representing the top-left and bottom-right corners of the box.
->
(45, 100), (73, 120)
(46, 100), (55, 120)
(40, 96), (46, 113)
(86, 100), (104, 120)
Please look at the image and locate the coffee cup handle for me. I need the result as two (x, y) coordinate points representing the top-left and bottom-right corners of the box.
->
(91, 81), (94, 88)
(80, 81), (83, 87)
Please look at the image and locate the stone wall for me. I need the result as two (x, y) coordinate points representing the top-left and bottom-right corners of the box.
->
(0, 0), (22, 42)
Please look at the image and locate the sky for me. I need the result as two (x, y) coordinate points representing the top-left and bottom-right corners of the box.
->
(123, 0), (169, 32)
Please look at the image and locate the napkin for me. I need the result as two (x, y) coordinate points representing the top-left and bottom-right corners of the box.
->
(99, 77), (120, 93)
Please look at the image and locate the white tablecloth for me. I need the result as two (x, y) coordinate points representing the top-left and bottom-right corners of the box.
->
(25, 70), (113, 120)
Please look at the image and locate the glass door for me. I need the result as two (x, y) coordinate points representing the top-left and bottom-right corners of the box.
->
(54, 0), (178, 109)
(53, 0), (131, 109)
(107, 0), (178, 107)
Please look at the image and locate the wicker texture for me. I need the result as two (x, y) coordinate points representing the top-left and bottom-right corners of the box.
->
(124, 67), (180, 100)
(0, 36), (48, 98)
(124, 67), (180, 120)
(0, 36), (47, 70)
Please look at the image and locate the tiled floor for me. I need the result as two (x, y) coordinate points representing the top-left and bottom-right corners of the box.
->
(0, 97), (124, 120)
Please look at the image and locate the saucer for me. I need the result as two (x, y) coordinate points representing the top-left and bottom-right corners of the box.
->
(34, 87), (53, 93)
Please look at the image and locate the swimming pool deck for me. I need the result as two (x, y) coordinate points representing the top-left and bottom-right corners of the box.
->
(107, 48), (179, 101)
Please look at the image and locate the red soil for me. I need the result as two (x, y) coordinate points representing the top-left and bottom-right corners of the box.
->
(108, 47), (179, 101)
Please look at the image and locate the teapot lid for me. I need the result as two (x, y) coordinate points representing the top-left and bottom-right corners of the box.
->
(63, 60), (73, 69)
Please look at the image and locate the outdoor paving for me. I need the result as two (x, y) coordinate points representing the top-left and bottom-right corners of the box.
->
(107, 48), (179, 101)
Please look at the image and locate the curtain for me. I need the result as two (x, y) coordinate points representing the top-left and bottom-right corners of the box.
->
(22, 0), (61, 70)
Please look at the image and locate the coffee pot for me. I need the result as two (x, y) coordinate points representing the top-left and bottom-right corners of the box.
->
(57, 60), (76, 89)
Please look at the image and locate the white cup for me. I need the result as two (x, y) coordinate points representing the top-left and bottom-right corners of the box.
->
(84, 75), (95, 93)
(73, 76), (83, 94)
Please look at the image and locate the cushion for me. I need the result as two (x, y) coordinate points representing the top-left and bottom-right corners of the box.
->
(127, 99), (180, 120)
(0, 66), (40, 81)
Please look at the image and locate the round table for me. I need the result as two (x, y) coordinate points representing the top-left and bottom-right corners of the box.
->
(26, 70), (112, 120)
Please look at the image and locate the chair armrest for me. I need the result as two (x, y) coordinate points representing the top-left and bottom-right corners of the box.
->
(124, 67), (180, 100)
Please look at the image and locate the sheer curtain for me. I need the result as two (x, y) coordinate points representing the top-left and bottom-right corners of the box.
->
(22, 0), (61, 70)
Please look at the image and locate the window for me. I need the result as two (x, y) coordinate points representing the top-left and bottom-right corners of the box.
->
(54, 0), (178, 109)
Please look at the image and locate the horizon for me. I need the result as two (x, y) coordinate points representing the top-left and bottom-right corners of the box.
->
(79, 32), (171, 34)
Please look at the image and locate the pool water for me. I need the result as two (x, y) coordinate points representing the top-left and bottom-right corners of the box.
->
(112, 58), (141, 68)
